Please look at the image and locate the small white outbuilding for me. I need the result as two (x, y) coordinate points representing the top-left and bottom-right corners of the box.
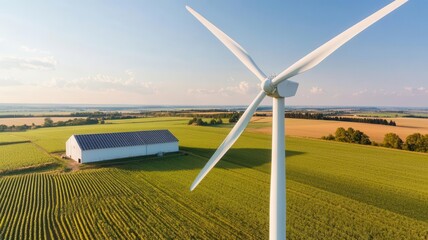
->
(65, 130), (179, 163)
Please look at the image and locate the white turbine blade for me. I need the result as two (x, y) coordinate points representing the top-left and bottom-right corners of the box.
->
(186, 6), (267, 82)
(272, 0), (407, 86)
(190, 90), (267, 191)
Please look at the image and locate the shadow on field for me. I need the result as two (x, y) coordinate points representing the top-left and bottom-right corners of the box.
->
(180, 146), (305, 172)
(89, 147), (305, 174)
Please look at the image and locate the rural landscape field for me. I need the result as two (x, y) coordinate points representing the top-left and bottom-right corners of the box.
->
(251, 116), (428, 142)
(1, 115), (427, 239)
(1, 0), (427, 239)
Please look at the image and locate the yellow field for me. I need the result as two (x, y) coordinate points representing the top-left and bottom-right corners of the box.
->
(0, 117), (84, 126)
(250, 117), (428, 142)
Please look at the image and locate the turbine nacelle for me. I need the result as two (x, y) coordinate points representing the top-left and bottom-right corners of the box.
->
(262, 78), (299, 98)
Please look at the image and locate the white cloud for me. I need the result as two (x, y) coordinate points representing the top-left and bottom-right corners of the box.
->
(403, 86), (428, 95)
(0, 76), (21, 86)
(20, 45), (50, 54)
(221, 81), (251, 94)
(188, 81), (258, 96)
(352, 88), (403, 97)
(187, 88), (218, 95)
(62, 71), (157, 94)
(404, 87), (413, 91)
(347, 86), (428, 99)
(39, 78), (61, 88)
(352, 89), (368, 96)
(0, 56), (57, 70)
(309, 86), (324, 94)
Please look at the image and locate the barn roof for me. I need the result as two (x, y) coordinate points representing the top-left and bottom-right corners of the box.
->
(73, 130), (178, 151)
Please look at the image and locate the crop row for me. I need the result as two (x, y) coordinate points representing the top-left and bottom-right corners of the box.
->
(0, 158), (268, 239)
(1, 152), (427, 239)
(287, 180), (428, 240)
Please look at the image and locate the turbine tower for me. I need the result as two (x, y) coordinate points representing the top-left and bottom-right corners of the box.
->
(186, 1), (407, 239)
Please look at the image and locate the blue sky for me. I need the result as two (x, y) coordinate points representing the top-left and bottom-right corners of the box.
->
(0, 0), (426, 106)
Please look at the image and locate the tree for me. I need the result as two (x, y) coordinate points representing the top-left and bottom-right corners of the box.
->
(423, 135), (428, 152)
(188, 117), (197, 125)
(43, 118), (54, 127)
(321, 134), (335, 140)
(196, 118), (206, 126)
(85, 118), (98, 124)
(359, 133), (372, 145)
(229, 112), (241, 123)
(383, 133), (403, 149)
(335, 127), (349, 142)
(404, 133), (423, 151)
(56, 121), (66, 126)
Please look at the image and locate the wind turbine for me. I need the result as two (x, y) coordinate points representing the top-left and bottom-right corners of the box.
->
(186, 1), (407, 239)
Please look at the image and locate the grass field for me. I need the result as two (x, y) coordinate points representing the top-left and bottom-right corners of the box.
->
(0, 142), (55, 171)
(0, 134), (28, 144)
(0, 117), (427, 239)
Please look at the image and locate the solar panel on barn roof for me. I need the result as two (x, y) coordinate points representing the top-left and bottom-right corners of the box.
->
(74, 130), (178, 151)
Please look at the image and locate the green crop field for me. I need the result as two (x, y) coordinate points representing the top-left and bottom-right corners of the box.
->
(0, 134), (28, 144)
(0, 117), (427, 239)
(0, 142), (56, 171)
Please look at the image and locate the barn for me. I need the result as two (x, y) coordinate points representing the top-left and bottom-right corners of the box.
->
(65, 130), (179, 163)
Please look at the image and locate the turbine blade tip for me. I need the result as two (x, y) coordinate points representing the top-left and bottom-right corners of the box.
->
(190, 184), (197, 191)
(185, 5), (193, 11)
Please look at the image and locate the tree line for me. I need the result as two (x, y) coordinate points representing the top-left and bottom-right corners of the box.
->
(0, 117), (100, 132)
(71, 112), (137, 120)
(286, 112), (396, 126)
(42, 117), (99, 127)
(152, 111), (244, 119)
(383, 132), (428, 152)
(187, 112), (242, 126)
(322, 127), (372, 145)
(402, 115), (428, 119)
(0, 112), (138, 119)
(188, 117), (223, 126)
(322, 127), (428, 153)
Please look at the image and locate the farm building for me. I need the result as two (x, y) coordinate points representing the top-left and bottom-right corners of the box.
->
(65, 130), (178, 163)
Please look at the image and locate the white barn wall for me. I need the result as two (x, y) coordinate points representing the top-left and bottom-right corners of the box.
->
(82, 145), (147, 163)
(81, 141), (179, 163)
(66, 136), (82, 162)
(147, 142), (179, 155)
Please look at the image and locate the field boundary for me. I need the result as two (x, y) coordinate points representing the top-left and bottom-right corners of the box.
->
(0, 140), (31, 146)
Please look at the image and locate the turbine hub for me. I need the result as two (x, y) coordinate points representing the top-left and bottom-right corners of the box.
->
(262, 78), (276, 96)
(262, 78), (299, 98)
